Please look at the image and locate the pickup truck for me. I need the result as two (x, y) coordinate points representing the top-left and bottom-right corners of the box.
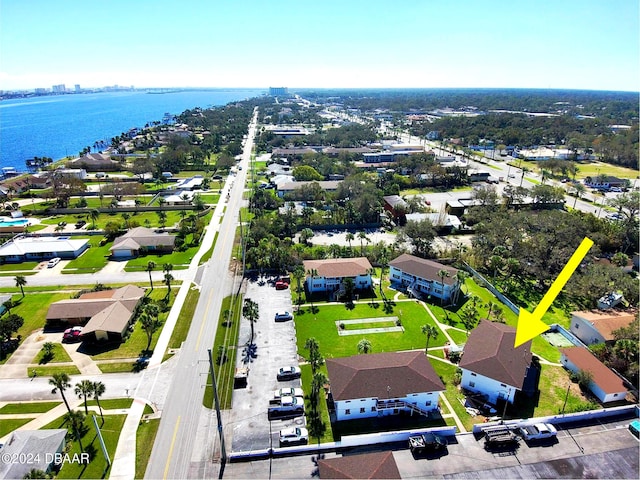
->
(273, 387), (303, 400)
(519, 423), (557, 441)
(268, 395), (304, 415)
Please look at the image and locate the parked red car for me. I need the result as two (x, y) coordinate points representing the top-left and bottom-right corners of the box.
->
(275, 281), (289, 290)
(62, 326), (83, 343)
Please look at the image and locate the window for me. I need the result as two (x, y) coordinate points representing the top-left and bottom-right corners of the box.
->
(470, 372), (476, 376)
(469, 381), (475, 388)
(345, 409), (350, 415)
(425, 401), (432, 407)
(371, 406), (376, 412)
(500, 383), (506, 387)
(360, 408), (366, 413)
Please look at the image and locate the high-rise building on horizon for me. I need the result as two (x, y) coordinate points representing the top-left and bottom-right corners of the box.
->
(52, 84), (66, 93)
(269, 86), (288, 96)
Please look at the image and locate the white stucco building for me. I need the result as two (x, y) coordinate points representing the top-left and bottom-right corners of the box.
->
(326, 351), (445, 422)
(459, 320), (535, 405)
(303, 257), (373, 295)
(570, 310), (636, 346)
(388, 253), (460, 303)
(560, 346), (628, 404)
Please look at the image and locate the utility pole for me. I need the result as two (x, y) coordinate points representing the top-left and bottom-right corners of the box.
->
(207, 349), (227, 478)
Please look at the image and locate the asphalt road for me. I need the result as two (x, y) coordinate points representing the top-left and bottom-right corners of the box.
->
(144, 110), (258, 480)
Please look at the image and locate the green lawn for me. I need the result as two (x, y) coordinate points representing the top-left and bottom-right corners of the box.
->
(0, 418), (32, 438)
(136, 419), (161, 479)
(300, 364), (334, 443)
(165, 285), (199, 355)
(30, 365), (81, 377)
(10, 292), (72, 339)
(199, 232), (218, 265)
(573, 161), (639, 180)
(445, 328), (469, 346)
(97, 362), (140, 373)
(294, 300), (445, 359)
(204, 295), (242, 409)
(35, 343), (74, 364)
(0, 262), (40, 272)
(124, 244), (199, 271)
(0, 401), (60, 414)
(85, 398), (133, 409)
(41, 411), (126, 479)
(62, 236), (112, 274)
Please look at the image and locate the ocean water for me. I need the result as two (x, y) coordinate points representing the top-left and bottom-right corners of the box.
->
(0, 89), (264, 172)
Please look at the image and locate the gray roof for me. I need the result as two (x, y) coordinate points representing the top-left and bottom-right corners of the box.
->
(110, 227), (175, 252)
(0, 429), (67, 479)
(0, 237), (88, 257)
(277, 180), (342, 192)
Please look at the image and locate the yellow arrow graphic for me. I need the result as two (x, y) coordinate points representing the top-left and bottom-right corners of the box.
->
(514, 237), (594, 348)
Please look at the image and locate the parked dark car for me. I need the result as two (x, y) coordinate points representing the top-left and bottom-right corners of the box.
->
(409, 432), (448, 454)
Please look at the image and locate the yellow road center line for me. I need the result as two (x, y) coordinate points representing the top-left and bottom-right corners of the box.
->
(195, 289), (213, 351)
(163, 416), (181, 480)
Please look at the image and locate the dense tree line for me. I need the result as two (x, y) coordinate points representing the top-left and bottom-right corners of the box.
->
(467, 208), (639, 308)
(300, 88), (639, 122)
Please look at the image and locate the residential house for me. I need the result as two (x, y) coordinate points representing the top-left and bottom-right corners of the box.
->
(174, 175), (204, 191)
(318, 451), (400, 479)
(271, 147), (317, 158)
(459, 320), (536, 405)
(55, 168), (87, 180)
(0, 429), (67, 480)
(46, 285), (145, 342)
(303, 257), (373, 296)
(0, 237), (89, 263)
(570, 310), (636, 346)
(326, 351), (445, 422)
(584, 175), (627, 189)
(405, 213), (462, 233)
(109, 227), (175, 257)
(163, 190), (194, 205)
(68, 153), (120, 171)
(388, 254), (460, 303)
(560, 346), (628, 404)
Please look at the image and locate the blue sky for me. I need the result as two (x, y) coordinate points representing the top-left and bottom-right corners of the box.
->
(1, 0), (638, 91)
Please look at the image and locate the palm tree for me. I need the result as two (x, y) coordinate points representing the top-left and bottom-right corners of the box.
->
(146, 261), (156, 290)
(91, 381), (106, 421)
(357, 231), (369, 256)
(310, 371), (328, 414)
(304, 337), (324, 375)
(64, 409), (85, 452)
(14, 275), (26, 298)
(74, 380), (94, 414)
(452, 270), (468, 305)
(345, 232), (355, 255)
(157, 210), (167, 229)
(572, 183), (586, 208)
(89, 209), (100, 229)
(421, 324), (439, 354)
(140, 308), (163, 353)
(437, 269), (450, 306)
(357, 338), (372, 354)
(162, 263), (174, 298)
(292, 265), (305, 311)
(49, 373), (72, 414)
(242, 298), (259, 344)
(23, 469), (49, 479)
(121, 212), (131, 229)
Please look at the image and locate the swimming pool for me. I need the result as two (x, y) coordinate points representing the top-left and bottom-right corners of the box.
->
(0, 218), (29, 228)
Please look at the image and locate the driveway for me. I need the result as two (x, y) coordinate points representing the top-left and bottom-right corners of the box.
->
(230, 275), (302, 452)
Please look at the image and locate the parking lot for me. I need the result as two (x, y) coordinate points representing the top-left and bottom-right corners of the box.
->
(229, 275), (304, 452)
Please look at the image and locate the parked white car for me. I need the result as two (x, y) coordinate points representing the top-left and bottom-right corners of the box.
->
(279, 427), (308, 445)
(47, 257), (61, 268)
(274, 311), (293, 322)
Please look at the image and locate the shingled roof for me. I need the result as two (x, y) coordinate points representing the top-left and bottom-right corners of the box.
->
(110, 227), (175, 252)
(326, 351), (445, 401)
(459, 320), (532, 389)
(389, 253), (458, 285)
(572, 310), (637, 341)
(303, 257), (373, 279)
(318, 451), (400, 479)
